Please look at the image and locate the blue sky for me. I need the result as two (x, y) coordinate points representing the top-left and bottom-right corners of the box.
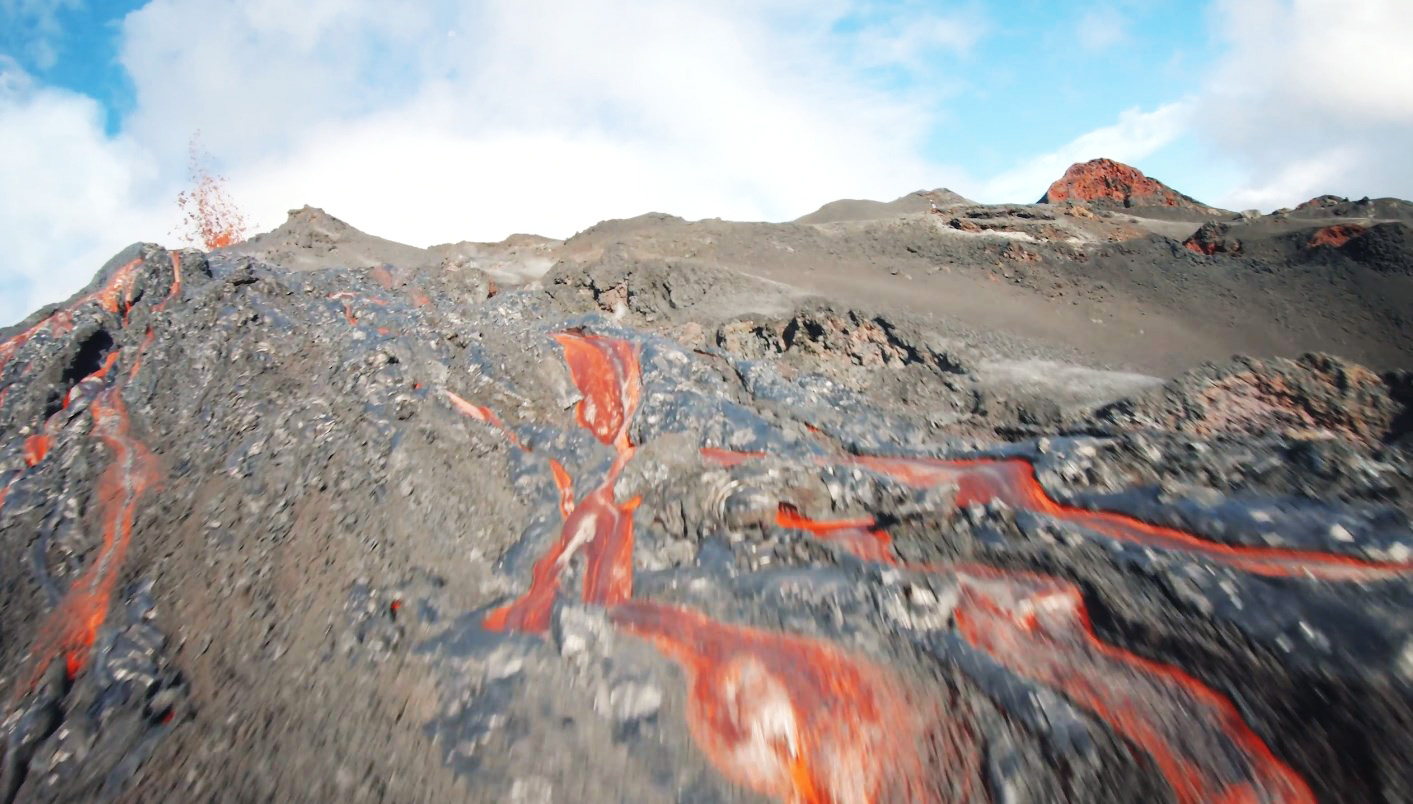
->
(1, 0), (1411, 325)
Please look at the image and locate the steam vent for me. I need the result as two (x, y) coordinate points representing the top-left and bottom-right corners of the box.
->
(3, 162), (1413, 802)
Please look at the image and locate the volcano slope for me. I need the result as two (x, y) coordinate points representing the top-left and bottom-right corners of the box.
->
(1, 180), (1413, 801)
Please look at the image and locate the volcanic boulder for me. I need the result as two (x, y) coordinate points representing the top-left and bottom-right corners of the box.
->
(1040, 158), (1219, 214)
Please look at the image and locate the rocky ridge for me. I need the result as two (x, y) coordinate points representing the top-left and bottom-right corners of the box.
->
(0, 161), (1410, 802)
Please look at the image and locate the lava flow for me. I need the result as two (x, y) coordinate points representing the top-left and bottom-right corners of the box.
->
(14, 365), (160, 694)
(713, 447), (1322, 801)
(454, 332), (643, 633)
(774, 503), (895, 565)
(950, 565), (1314, 804)
(0, 256), (152, 380)
(9, 253), (178, 696)
(608, 600), (974, 803)
(851, 455), (1413, 581)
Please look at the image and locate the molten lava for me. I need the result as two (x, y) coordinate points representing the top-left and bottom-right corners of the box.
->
(552, 332), (641, 452)
(700, 447), (765, 468)
(0, 257), (147, 379)
(702, 447), (1326, 801)
(774, 503), (895, 565)
(852, 455), (1413, 580)
(949, 565), (1314, 804)
(16, 374), (160, 693)
(8, 253), (180, 696)
(451, 332), (643, 634)
(22, 435), (48, 467)
(609, 600), (971, 803)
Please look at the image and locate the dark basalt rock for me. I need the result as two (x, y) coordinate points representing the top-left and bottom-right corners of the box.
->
(0, 239), (1409, 803)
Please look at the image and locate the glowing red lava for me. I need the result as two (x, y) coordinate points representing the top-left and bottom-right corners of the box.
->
(703, 447), (1324, 801)
(949, 565), (1314, 804)
(327, 292), (389, 326)
(552, 332), (641, 452)
(16, 379), (159, 693)
(852, 455), (1413, 581)
(22, 435), (48, 468)
(608, 600), (967, 803)
(700, 447), (765, 468)
(0, 255), (167, 382)
(447, 333), (644, 634)
(9, 253), (180, 696)
(774, 503), (895, 565)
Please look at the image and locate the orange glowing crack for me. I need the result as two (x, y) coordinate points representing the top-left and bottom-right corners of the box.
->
(947, 564), (1314, 804)
(609, 600), (972, 804)
(774, 503), (896, 565)
(22, 435), (49, 467)
(7, 253), (181, 696)
(852, 455), (1413, 581)
(15, 379), (159, 694)
(474, 333), (643, 634)
(700, 447), (766, 467)
(327, 292), (389, 326)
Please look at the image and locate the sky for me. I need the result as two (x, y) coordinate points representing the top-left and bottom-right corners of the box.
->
(1, 0), (1411, 325)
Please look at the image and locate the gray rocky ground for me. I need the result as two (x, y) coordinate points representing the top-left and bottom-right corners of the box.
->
(2, 163), (1412, 802)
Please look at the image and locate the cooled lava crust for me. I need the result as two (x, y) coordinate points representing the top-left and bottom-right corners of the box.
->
(0, 244), (1411, 803)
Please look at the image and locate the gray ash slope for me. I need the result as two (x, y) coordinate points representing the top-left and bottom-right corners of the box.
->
(0, 162), (1412, 803)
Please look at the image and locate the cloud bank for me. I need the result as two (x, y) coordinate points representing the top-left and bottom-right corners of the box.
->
(1, 0), (1411, 325)
(1, 0), (975, 323)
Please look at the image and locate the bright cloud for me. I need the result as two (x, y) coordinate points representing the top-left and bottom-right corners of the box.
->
(1075, 6), (1128, 51)
(0, 58), (167, 322)
(1, 0), (978, 324)
(1198, 0), (1413, 208)
(2, 0), (1412, 325)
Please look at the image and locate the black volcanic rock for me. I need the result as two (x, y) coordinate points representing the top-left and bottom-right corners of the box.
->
(1, 185), (1412, 802)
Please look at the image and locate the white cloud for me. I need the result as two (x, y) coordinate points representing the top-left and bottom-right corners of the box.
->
(1198, 0), (1413, 208)
(1075, 6), (1128, 51)
(974, 102), (1193, 204)
(1, 0), (982, 323)
(0, 59), (171, 325)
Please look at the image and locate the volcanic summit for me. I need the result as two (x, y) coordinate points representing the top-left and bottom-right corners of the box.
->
(1039, 157), (1224, 216)
(1, 158), (1412, 803)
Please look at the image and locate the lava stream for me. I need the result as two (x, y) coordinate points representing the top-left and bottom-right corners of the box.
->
(705, 448), (1411, 580)
(15, 376), (159, 694)
(552, 332), (641, 452)
(852, 455), (1413, 580)
(8, 253), (179, 695)
(450, 332), (644, 634)
(950, 565), (1314, 804)
(609, 600), (973, 803)
(774, 503), (895, 565)
(731, 451), (1321, 801)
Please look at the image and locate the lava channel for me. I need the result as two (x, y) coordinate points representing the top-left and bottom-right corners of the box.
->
(769, 507), (1316, 802)
(9, 253), (179, 694)
(949, 565), (1315, 804)
(15, 369), (159, 694)
(451, 332), (643, 634)
(0, 256), (145, 377)
(774, 503), (895, 565)
(609, 600), (977, 803)
(850, 455), (1413, 581)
